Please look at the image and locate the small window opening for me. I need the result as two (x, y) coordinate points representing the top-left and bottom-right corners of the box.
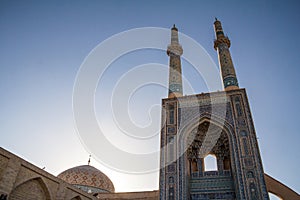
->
(204, 154), (218, 171)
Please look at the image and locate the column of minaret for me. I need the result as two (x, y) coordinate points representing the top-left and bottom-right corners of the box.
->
(213, 18), (239, 91)
(167, 19), (239, 96)
(167, 24), (183, 98)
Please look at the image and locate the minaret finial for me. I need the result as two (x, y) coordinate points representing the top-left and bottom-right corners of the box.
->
(88, 155), (91, 165)
(171, 24), (178, 31)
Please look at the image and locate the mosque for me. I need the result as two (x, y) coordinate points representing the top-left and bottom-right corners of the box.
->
(0, 20), (299, 200)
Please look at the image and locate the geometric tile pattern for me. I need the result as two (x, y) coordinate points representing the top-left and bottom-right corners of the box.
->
(57, 165), (115, 193)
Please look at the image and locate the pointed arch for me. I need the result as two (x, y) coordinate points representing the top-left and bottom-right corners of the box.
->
(10, 177), (51, 200)
(178, 114), (240, 198)
(265, 174), (299, 200)
(178, 114), (237, 161)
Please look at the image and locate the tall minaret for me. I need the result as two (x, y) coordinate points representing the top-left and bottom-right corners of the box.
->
(214, 18), (239, 91)
(167, 24), (183, 98)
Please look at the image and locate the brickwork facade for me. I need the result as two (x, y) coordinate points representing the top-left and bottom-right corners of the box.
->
(0, 148), (159, 200)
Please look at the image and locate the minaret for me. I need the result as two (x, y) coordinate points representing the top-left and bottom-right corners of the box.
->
(167, 24), (183, 98)
(214, 18), (239, 91)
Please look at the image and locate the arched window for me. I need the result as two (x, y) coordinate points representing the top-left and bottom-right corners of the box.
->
(204, 154), (218, 171)
(269, 193), (282, 200)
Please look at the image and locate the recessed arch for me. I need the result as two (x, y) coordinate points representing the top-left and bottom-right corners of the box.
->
(10, 177), (51, 200)
(178, 114), (236, 155)
(178, 114), (240, 198)
(179, 115), (237, 163)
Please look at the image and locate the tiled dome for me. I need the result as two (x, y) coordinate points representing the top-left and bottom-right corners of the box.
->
(58, 165), (115, 193)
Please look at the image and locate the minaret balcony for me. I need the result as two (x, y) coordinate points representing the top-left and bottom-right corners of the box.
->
(167, 44), (183, 56)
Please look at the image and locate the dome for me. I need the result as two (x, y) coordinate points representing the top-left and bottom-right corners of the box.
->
(58, 165), (115, 193)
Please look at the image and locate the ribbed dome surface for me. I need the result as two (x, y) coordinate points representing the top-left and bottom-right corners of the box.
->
(58, 165), (114, 193)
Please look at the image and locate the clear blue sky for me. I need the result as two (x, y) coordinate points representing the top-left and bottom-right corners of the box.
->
(0, 0), (299, 195)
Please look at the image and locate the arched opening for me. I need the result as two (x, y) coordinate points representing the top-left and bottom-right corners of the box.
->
(269, 192), (282, 200)
(184, 120), (236, 199)
(204, 154), (218, 171)
(265, 174), (299, 200)
(10, 177), (51, 200)
(186, 121), (232, 174)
